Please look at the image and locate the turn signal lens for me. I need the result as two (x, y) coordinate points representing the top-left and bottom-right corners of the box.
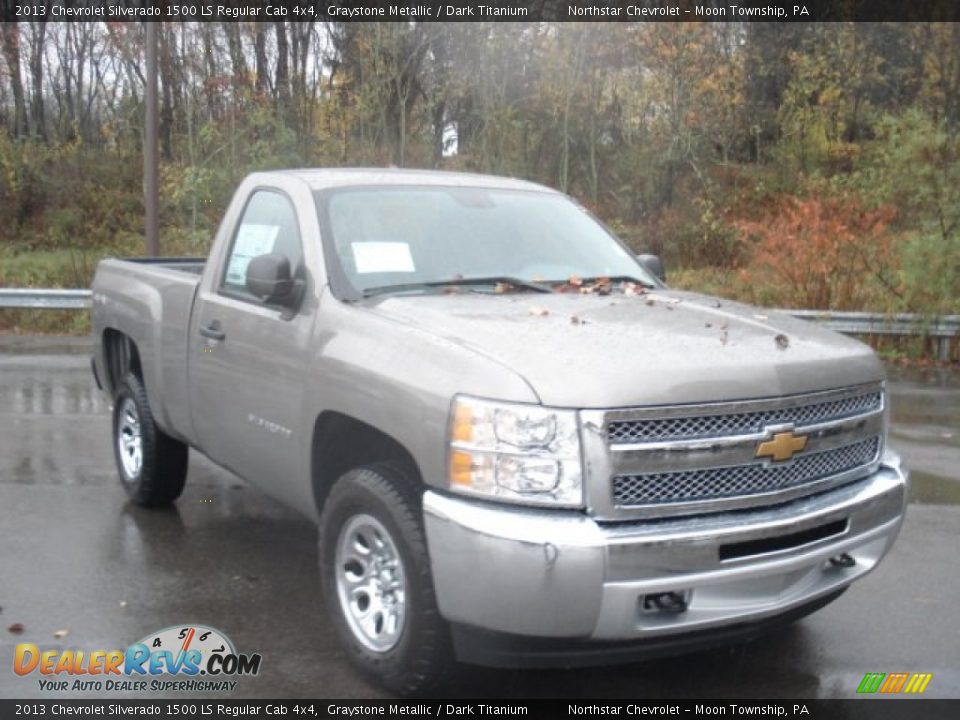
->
(446, 396), (582, 507)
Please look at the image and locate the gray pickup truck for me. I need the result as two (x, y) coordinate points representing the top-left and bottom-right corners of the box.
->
(91, 169), (908, 694)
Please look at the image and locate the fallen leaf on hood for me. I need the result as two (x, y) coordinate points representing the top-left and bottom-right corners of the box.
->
(8, 623), (24, 634)
(53, 629), (69, 639)
(705, 322), (713, 328)
(775, 334), (790, 349)
(570, 315), (587, 325)
(529, 305), (550, 317)
(649, 293), (681, 305)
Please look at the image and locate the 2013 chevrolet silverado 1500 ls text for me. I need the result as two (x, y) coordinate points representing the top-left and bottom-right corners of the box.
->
(91, 169), (908, 694)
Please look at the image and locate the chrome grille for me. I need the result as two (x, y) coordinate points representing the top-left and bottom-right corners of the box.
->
(607, 390), (882, 445)
(612, 437), (880, 507)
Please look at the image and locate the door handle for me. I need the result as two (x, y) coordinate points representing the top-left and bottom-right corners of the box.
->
(199, 320), (226, 341)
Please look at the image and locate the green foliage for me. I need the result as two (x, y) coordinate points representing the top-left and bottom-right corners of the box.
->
(822, 110), (960, 313)
(0, 136), (143, 253)
(675, 195), (743, 269)
(668, 266), (751, 303)
(898, 232), (960, 315)
(1, 248), (92, 288)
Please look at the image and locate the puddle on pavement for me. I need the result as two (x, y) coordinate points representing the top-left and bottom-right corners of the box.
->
(0, 376), (108, 415)
(908, 470), (960, 506)
(886, 364), (960, 389)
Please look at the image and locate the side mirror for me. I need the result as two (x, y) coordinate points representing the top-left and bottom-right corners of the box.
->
(246, 253), (294, 304)
(637, 254), (666, 283)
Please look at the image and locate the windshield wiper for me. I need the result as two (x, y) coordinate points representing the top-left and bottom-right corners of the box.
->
(566, 275), (658, 288)
(362, 276), (552, 298)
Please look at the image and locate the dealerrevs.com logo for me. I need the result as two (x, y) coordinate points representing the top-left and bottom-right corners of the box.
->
(14, 624), (261, 693)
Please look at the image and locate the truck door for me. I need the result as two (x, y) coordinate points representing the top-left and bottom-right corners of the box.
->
(188, 188), (314, 507)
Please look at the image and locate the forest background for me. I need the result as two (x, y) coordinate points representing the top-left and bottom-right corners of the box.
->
(0, 20), (957, 357)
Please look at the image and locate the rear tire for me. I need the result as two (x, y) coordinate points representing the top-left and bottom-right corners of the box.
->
(319, 463), (452, 696)
(112, 372), (188, 506)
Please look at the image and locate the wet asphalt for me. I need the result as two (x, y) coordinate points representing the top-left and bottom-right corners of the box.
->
(0, 344), (958, 700)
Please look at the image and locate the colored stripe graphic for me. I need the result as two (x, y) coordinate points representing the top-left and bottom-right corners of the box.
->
(880, 672), (909, 693)
(904, 673), (933, 694)
(857, 673), (885, 693)
(857, 672), (932, 694)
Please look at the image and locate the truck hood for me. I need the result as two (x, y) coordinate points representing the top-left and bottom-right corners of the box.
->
(363, 290), (885, 408)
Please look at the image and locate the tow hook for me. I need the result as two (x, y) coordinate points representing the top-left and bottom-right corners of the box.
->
(642, 590), (691, 614)
(829, 553), (856, 568)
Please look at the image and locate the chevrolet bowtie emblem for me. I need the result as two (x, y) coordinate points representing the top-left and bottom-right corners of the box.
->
(756, 430), (808, 462)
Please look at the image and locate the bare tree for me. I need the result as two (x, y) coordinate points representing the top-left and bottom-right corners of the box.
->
(26, 20), (46, 139)
(254, 24), (269, 97)
(1, 21), (28, 138)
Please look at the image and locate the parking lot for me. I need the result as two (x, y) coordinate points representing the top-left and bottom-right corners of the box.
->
(1, 343), (958, 699)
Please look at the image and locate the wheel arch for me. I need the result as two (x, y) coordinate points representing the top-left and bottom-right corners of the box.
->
(311, 411), (423, 514)
(102, 328), (143, 398)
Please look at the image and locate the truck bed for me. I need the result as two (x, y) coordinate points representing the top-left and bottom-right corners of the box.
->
(91, 257), (208, 442)
(120, 257), (207, 275)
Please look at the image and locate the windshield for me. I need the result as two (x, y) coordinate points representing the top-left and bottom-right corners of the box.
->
(317, 186), (655, 297)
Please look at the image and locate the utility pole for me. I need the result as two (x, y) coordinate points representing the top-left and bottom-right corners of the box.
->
(145, 22), (159, 256)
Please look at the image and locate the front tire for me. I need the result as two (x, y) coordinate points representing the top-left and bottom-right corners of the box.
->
(319, 463), (452, 695)
(112, 372), (188, 506)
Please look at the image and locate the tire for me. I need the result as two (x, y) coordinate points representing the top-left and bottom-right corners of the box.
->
(319, 463), (452, 696)
(112, 372), (188, 507)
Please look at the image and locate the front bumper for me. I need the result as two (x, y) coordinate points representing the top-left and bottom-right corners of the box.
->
(423, 452), (907, 662)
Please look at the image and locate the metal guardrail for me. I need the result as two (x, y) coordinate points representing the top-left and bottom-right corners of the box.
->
(780, 309), (960, 337)
(0, 288), (956, 360)
(778, 309), (958, 361)
(0, 288), (92, 309)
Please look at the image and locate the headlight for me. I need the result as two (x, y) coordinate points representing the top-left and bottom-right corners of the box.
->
(448, 396), (582, 507)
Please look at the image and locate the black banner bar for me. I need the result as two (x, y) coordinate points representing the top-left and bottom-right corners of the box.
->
(3, 0), (960, 23)
(1, 699), (959, 720)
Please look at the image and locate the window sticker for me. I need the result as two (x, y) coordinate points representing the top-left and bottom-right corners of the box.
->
(226, 224), (280, 286)
(352, 241), (416, 274)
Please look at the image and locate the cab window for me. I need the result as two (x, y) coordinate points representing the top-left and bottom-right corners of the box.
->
(221, 190), (303, 300)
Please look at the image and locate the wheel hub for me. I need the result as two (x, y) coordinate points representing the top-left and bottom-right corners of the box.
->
(335, 513), (407, 652)
(117, 398), (142, 481)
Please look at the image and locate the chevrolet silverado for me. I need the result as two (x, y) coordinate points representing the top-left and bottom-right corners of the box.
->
(90, 169), (908, 694)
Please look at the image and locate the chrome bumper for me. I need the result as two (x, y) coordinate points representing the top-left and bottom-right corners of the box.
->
(423, 451), (907, 642)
